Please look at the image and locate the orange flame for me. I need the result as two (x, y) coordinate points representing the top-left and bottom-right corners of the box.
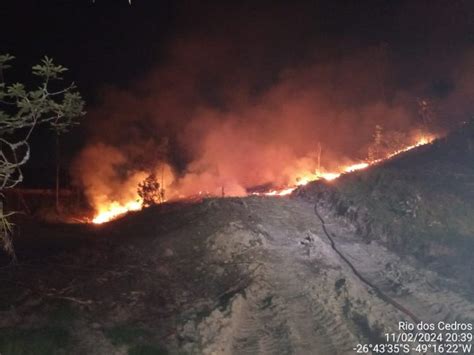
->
(261, 134), (435, 196)
(92, 199), (142, 224)
(91, 134), (436, 222)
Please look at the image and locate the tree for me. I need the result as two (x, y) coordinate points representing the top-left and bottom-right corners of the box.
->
(0, 54), (85, 257)
(137, 173), (162, 207)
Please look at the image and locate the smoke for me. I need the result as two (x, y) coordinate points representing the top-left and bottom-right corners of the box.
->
(72, 2), (474, 208)
(75, 143), (175, 209)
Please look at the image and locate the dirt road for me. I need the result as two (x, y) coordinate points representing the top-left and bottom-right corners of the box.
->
(180, 197), (474, 354)
(1, 196), (473, 354)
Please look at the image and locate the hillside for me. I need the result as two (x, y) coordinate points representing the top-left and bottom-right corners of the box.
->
(296, 121), (474, 294)
(0, 124), (473, 355)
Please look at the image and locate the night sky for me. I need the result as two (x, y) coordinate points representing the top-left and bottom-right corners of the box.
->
(1, 0), (473, 188)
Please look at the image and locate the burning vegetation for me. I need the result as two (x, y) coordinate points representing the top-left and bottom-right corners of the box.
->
(89, 131), (436, 224)
(70, 37), (452, 225)
(69, 4), (473, 226)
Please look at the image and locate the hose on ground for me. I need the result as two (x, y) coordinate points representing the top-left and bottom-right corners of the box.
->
(314, 203), (421, 324)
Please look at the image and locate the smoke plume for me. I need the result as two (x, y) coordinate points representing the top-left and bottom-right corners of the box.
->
(72, 1), (474, 209)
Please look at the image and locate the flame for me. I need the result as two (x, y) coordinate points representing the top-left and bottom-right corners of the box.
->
(384, 136), (433, 159)
(261, 134), (436, 196)
(344, 162), (369, 172)
(92, 199), (142, 224)
(90, 134), (436, 222)
(261, 187), (297, 196)
(90, 164), (175, 224)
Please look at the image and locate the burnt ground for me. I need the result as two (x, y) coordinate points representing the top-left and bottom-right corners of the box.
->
(0, 193), (473, 355)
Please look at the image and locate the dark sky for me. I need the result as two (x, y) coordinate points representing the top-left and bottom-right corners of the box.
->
(1, 0), (473, 188)
(2, 1), (472, 99)
(1, 0), (175, 100)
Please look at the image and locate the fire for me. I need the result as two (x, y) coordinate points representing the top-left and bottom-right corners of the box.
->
(319, 172), (341, 181)
(261, 187), (297, 196)
(89, 163), (175, 224)
(90, 134), (436, 222)
(344, 162), (369, 172)
(261, 134), (435, 196)
(92, 199), (142, 224)
(384, 136), (434, 159)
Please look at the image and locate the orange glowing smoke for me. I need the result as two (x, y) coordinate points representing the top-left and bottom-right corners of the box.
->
(89, 162), (175, 224)
(91, 134), (436, 223)
(261, 134), (435, 196)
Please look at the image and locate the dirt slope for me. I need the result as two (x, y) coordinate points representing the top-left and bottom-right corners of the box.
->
(1, 195), (473, 354)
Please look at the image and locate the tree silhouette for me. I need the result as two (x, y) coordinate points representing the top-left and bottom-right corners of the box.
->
(0, 54), (85, 256)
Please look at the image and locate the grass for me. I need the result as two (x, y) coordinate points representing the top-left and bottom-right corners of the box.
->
(0, 301), (79, 355)
(337, 163), (474, 253)
(0, 327), (71, 355)
(105, 325), (151, 346)
(333, 122), (474, 252)
(47, 301), (78, 325)
(314, 123), (474, 293)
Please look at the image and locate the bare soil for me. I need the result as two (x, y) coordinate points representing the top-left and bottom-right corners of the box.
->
(1, 195), (473, 354)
